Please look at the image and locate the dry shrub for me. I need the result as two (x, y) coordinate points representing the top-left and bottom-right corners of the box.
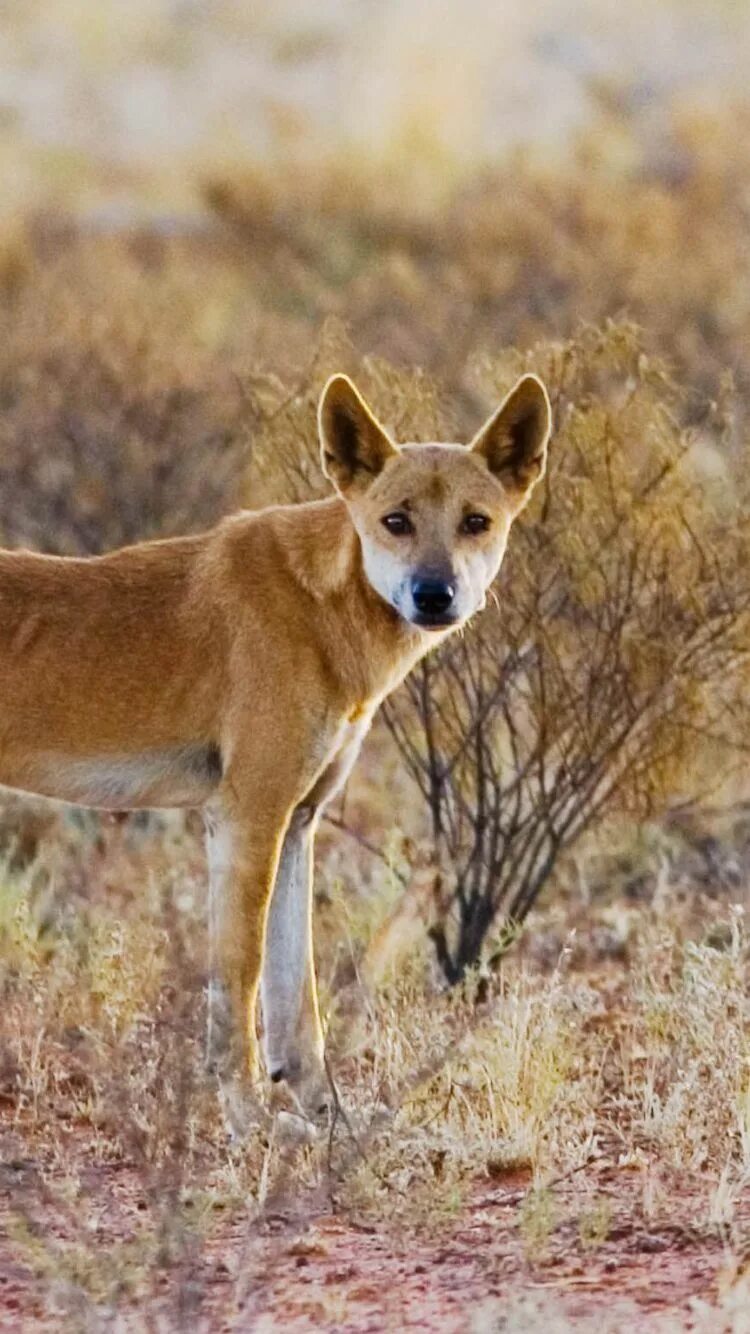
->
(382, 323), (748, 979)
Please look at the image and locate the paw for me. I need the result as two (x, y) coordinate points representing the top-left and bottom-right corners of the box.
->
(267, 1053), (332, 1122)
(275, 1110), (319, 1146)
(218, 1073), (270, 1142)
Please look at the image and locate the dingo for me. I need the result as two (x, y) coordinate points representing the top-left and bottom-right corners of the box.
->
(0, 372), (550, 1128)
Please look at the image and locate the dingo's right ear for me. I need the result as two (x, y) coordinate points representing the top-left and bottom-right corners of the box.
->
(319, 375), (398, 498)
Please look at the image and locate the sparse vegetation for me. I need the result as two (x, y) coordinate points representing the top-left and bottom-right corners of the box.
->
(2, 64), (750, 1330)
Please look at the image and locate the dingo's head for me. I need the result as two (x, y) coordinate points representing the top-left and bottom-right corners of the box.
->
(319, 373), (551, 631)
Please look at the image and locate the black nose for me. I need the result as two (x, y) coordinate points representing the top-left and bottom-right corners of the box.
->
(412, 578), (456, 617)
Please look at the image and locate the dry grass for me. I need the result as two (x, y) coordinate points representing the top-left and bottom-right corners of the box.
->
(4, 809), (750, 1325)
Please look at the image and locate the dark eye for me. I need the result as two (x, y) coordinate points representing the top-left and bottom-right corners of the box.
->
(461, 513), (491, 535)
(382, 511), (414, 536)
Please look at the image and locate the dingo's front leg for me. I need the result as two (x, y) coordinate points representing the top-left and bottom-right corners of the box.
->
(204, 795), (291, 1137)
(261, 714), (373, 1118)
(261, 805), (327, 1116)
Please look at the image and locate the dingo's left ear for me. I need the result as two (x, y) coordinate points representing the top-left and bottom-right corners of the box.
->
(470, 374), (551, 509)
(319, 374), (398, 498)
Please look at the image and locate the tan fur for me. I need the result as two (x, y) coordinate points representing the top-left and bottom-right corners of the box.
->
(1, 371), (551, 1127)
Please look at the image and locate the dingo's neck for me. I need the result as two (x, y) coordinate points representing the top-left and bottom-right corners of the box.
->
(264, 496), (442, 703)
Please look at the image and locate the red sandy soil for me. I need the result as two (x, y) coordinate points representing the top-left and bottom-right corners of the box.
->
(210, 1170), (740, 1333)
(0, 1133), (745, 1333)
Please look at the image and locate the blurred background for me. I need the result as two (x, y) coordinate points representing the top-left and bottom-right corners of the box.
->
(2, 0), (750, 218)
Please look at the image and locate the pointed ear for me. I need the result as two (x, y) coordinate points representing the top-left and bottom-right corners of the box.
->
(319, 374), (398, 497)
(470, 374), (551, 509)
